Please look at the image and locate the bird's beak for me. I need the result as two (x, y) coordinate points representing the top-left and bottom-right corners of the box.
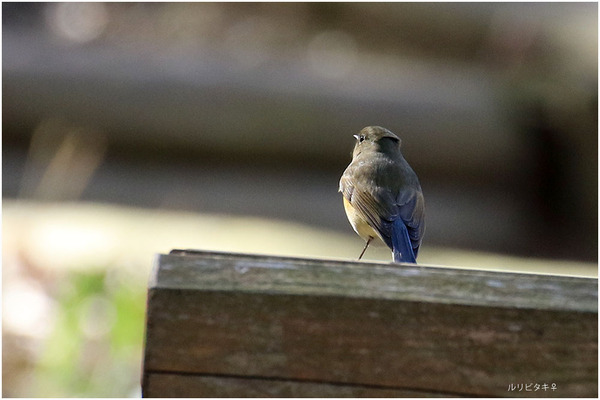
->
(353, 134), (360, 141)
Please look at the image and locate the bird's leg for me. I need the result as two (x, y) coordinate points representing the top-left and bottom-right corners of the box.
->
(358, 237), (373, 260)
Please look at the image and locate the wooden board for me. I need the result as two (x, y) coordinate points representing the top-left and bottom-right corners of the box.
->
(142, 250), (598, 397)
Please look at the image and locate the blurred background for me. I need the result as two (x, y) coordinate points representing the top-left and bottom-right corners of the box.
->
(3, 2), (597, 397)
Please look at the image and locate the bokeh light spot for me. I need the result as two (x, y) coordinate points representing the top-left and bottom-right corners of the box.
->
(46, 3), (109, 44)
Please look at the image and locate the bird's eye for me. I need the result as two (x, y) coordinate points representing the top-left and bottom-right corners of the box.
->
(359, 135), (365, 143)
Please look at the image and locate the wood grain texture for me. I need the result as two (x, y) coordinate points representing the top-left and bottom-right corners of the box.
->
(143, 372), (456, 398)
(142, 250), (598, 397)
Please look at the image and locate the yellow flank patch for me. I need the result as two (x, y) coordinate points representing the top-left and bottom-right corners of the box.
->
(343, 197), (378, 242)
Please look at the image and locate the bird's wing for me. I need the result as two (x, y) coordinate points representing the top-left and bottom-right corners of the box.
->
(340, 163), (398, 248)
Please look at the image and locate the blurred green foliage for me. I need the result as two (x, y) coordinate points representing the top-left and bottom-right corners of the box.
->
(33, 268), (145, 397)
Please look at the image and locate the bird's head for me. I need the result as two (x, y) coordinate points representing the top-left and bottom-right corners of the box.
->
(352, 126), (401, 157)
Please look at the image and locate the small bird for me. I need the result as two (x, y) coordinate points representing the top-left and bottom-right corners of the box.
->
(339, 126), (425, 263)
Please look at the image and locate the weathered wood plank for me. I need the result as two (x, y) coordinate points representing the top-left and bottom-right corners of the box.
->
(142, 250), (598, 397)
(154, 250), (597, 312)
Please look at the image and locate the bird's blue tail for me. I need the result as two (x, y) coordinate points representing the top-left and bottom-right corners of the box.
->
(391, 219), (416, 263)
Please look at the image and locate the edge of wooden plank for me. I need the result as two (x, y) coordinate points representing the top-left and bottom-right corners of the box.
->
(149, 249), (597, 312)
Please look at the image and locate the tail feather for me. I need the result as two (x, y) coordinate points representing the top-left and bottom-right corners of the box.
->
(391, 219), (416, 263)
